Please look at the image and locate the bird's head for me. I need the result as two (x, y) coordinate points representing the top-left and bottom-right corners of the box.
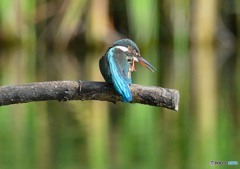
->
(113, 39), (156, 72)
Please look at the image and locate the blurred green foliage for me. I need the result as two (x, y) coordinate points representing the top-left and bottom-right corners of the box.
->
(0, 0), (239, 169)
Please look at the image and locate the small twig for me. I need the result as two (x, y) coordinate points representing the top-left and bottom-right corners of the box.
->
(0, 81), (179, 111)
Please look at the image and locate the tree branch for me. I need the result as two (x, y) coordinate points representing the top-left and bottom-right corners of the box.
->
(0, 81), (179, 111)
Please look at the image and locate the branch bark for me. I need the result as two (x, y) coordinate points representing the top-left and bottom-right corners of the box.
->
(0, 81), (179, 111)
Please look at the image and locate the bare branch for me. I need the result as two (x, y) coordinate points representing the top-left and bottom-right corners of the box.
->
(0, 81), (179, 111)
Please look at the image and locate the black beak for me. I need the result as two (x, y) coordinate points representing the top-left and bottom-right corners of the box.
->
(136, 56), (156, 72)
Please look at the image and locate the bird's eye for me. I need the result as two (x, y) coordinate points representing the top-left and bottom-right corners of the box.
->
(133, 50), (139, 56)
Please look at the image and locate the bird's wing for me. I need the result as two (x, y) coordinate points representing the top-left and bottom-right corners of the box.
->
(99, 54), (112, 83)
(106, 47), (132, 102)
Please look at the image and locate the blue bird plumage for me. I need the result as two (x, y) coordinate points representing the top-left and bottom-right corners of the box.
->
(107, 47), (132, 102)
(99, 39), (156, 102)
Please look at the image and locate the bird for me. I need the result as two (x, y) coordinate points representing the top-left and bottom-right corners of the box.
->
(99, 39), (156, 102)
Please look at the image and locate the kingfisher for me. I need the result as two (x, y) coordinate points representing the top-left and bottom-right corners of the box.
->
(99, 39), (156, 102)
